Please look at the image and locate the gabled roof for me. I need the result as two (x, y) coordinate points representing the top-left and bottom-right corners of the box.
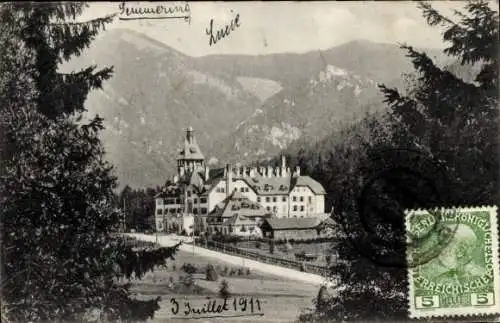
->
(224, 213), (258, 226)
(208, 191), (273, 221)
(262, 217), (324, 230)
(292, 176), (326, 194)
(188, 171), (205, 191)
(177, 127), (204, 160)
(247, 175), (291, 196)
(200, 177), (223, 197)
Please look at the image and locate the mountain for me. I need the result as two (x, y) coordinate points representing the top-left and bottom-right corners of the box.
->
(63, 29), (262, 187)
(63, 29), (447, 189)
(220, 64), (384, 164)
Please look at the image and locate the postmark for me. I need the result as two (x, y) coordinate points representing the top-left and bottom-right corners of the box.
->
(342, 148), (453, 268)
(407, 206), (500, 318)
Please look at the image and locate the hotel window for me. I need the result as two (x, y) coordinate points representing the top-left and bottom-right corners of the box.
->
(272, 197), (277, 202)
(300, 196), (304, 202)
(193, 198), (198, 204)
(300, 205), (304, 211)
(257, 197), (261, 202)
(266, 197), (270, 202)
(266, 206), (271, 211)
(193, 208), (198, 214)
(308, 196), (312, 203)
(187, 191), (191, 197)
(201, 208), (207, 214)
(240, 187), (244, 192)
(273, 206), (277, 212)
(293, 205), (297, 211)
(292, 196), (297, 202)
(282, 196), (287, 202)
(201, 197), (207, 203)
(157, 209), (163, 215)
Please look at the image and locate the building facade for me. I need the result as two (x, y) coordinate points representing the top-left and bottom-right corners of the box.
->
(259, 216), (335, 241)
(154, 127), (328, 234)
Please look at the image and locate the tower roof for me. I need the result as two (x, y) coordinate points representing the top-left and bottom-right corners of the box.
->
(177, 127), (204, 160)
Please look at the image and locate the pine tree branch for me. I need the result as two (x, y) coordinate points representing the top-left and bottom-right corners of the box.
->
(48, 14), (116, 61)
(418, 1), (457, 27)
(49, 13), (116, 27)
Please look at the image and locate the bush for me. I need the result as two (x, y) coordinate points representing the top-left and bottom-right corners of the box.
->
(219, 280), (231, 298)
(205, 264), (219, 281)
(182, 274), (194, 287)
(237, 268), (243, 276)
(181, 263), (197, 275)
(316, 285), (331, 313)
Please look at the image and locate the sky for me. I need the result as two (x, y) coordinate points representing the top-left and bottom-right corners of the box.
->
(80, 1), (473, 57)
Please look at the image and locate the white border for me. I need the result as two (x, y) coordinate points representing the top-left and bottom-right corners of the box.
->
(406, 206), (500, 319)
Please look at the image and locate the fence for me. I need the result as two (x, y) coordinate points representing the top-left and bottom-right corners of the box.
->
(198, 239), (329, 276)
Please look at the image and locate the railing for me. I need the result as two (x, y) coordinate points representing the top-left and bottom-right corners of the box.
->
(199, 240), (329, 276)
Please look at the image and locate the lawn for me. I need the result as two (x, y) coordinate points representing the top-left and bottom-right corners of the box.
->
(129, 248), (320, 322)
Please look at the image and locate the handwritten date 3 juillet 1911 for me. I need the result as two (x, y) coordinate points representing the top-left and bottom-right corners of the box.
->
(170, 296), (263, 317)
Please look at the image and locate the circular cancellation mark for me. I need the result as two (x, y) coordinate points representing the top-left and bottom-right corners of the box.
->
(339, 148), (456, 268)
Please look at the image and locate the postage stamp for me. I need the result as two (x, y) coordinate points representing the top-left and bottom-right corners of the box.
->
(406, 206), (500, 318)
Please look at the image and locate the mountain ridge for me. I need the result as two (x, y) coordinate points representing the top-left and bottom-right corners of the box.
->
(69, 29), (449, 189)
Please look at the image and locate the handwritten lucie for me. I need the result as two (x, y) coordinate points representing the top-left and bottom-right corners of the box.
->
(206, 11), (241, 46)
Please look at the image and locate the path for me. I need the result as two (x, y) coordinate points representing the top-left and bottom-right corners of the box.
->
(127, 233), (334, 287)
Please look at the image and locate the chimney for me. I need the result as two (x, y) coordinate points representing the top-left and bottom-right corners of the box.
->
(173, 175), (179, 184)
(275, 166), (280, 177)
(180, 167), (185, 177)
(205, 166), (210, 181)
(250, 167), (256, 177)
(295, 166), (301, 176)
(281, 156), (286, 176)
(267, 166), (273, 178)
(286, 167), (291, 176)
(225, 164), (232, 197)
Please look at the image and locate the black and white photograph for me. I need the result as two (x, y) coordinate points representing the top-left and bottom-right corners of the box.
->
(1, 1), (499, 322)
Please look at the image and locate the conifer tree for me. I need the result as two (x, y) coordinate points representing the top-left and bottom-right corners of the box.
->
(380, 0), (499, 206)
(0, 3), (178, 321)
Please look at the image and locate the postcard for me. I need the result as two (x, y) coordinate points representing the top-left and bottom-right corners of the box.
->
(1, 1), (498, 322)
